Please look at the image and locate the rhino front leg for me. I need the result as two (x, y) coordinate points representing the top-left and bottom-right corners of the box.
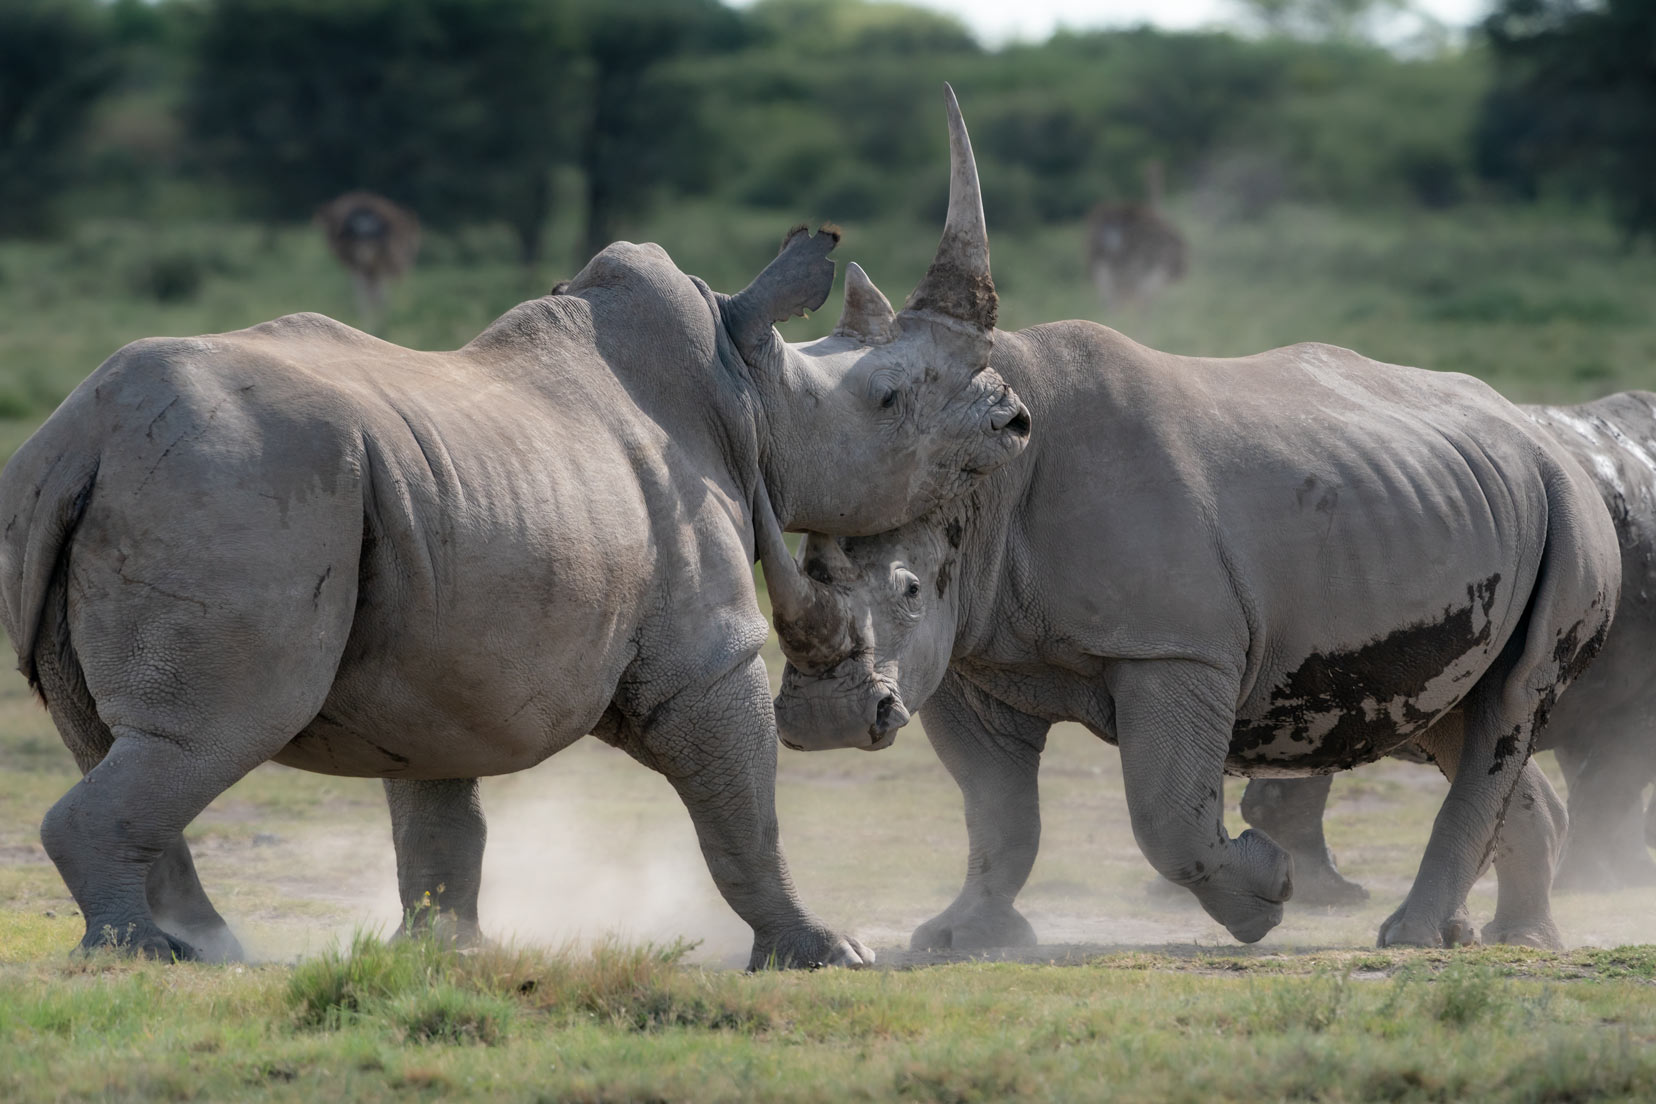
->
(638, 656), (872, 970)
(1239, 775), (1369, 906)
(384, 778), (487, 945)
(1110, 660), (1293, 944)
(911, 672), (1047, 952)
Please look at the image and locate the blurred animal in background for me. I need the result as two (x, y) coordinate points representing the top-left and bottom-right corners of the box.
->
(316, 191), (421, 331)
(1086, 161), (1188, 310)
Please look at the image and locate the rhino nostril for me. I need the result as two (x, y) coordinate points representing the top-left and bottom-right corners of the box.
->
(1005, 404), (1031, 436)
(873, 693), (909, 736)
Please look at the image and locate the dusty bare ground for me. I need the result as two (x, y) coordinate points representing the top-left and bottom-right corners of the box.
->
(4, 662), (1654, 967)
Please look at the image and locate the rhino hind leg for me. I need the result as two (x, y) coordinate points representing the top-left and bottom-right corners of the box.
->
(1483, 760), (1568, 948)
(1379, 663), (1568, 950)
(1110, 660), (1293, 945)
(32, 576), (244, 961)
(1238, 775), (1370, 907)
(145, 836), (245, 963)
(41, 727), (268, 960)
(910, 672), (1046, 953)
(384, 778), (486, 946)
(1551, 737), (1656, 891)
(1646, 786), (1656, 852)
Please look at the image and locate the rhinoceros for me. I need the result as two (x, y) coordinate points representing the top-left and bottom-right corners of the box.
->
(760, 318), (1620, 950)
(1240, 391), (1656, 904)
(0, 88), (1031, 968)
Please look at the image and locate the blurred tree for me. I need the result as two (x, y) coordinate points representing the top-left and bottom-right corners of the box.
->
(187, 0), (574, 263)
(1232, 0), (1415, 42)
(0, 0), (120, 236)
(1478, 0), (1656, 247)
(571, 0), (745, 263)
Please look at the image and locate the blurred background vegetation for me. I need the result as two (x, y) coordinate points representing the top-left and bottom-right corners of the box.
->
(0, 0), (1652, 455)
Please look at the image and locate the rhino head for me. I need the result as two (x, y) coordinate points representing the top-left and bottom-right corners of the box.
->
(755, 511), (955, 751)
(726, 84), (1030, 536)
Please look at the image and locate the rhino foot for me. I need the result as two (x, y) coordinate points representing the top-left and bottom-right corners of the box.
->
(748, 927), (873, 971)
(1481, 917), (1563, 951)
(394, 910), (483, 950)
(1377, 906), (1479, 949)
(910, 902), (1037, 952)
(80, 921), (198, 962)
(167, 923), (244, 964)
(1189, 829), (1293, 944)
(1289, 857), (1371, 908)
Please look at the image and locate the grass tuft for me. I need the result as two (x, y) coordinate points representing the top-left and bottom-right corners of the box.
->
(286, 930), (773, 1043)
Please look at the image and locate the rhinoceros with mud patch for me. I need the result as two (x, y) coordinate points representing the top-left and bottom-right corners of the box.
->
(760, 312), (1619, 951)
(0, 88), (1031, 968)
(1240, 390), (1656, 905)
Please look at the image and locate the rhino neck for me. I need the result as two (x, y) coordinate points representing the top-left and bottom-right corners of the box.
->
(740, 340), (851, 535)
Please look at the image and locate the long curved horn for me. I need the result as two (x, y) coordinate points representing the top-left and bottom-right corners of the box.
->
(902, 83), (996, 332)
(724, 224), (840, 367)
(752, 487), (856, 669)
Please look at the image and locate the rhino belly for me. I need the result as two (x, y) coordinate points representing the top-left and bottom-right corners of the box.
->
(272, 616), (633, 779)
(1224, 625), (1505, 777)
(1225, 708), (1430, 777)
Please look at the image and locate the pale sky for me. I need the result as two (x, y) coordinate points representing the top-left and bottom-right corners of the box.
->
(733, 0), (1495, 46)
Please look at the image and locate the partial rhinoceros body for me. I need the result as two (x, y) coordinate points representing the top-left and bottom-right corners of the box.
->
(0, 87), (1032, 967)
(1242, 390), (1656, 902)
(764, 319), (1619, 952)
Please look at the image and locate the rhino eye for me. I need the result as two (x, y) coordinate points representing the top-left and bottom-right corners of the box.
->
(880, 388), (900, 409)
(905, 580), (921, 598)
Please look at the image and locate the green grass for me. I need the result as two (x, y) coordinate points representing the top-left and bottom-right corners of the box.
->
(5, 935), (1656, 1102)
(2, 201), (1655, 1098)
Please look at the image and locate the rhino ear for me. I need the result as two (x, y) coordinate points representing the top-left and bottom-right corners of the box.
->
(725, 224), (841, 366)
(833, 262), (897, 345)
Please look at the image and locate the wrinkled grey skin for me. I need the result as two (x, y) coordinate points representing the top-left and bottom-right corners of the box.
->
(1242, 391), (1656, 903)
(764, 322), (1619, 951)
(0, 86), (1030, 968)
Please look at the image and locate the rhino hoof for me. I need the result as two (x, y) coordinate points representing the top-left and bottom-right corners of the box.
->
(828, 936), (875, 968)
(911, 905), (1038, 952)
(1291, 868), (1371, 908)
(1223, 901), (1284, 945)
(1377, 907), (1479, 949)
(81, 923), (198, 962)
(748, 930), (874, 971)
(1482, 919), (1563, 951)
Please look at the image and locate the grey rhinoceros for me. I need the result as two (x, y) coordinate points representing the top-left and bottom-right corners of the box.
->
(760, 317), (1620, 950)
(0, 87), (1031, 968)
(1241, 390), (1656, 904)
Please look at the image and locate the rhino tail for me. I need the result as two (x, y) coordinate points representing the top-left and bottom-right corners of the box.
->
(0, 440), (100, 702)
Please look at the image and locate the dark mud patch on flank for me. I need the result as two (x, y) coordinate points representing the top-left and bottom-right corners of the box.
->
(1230, 574), (1502, 772)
